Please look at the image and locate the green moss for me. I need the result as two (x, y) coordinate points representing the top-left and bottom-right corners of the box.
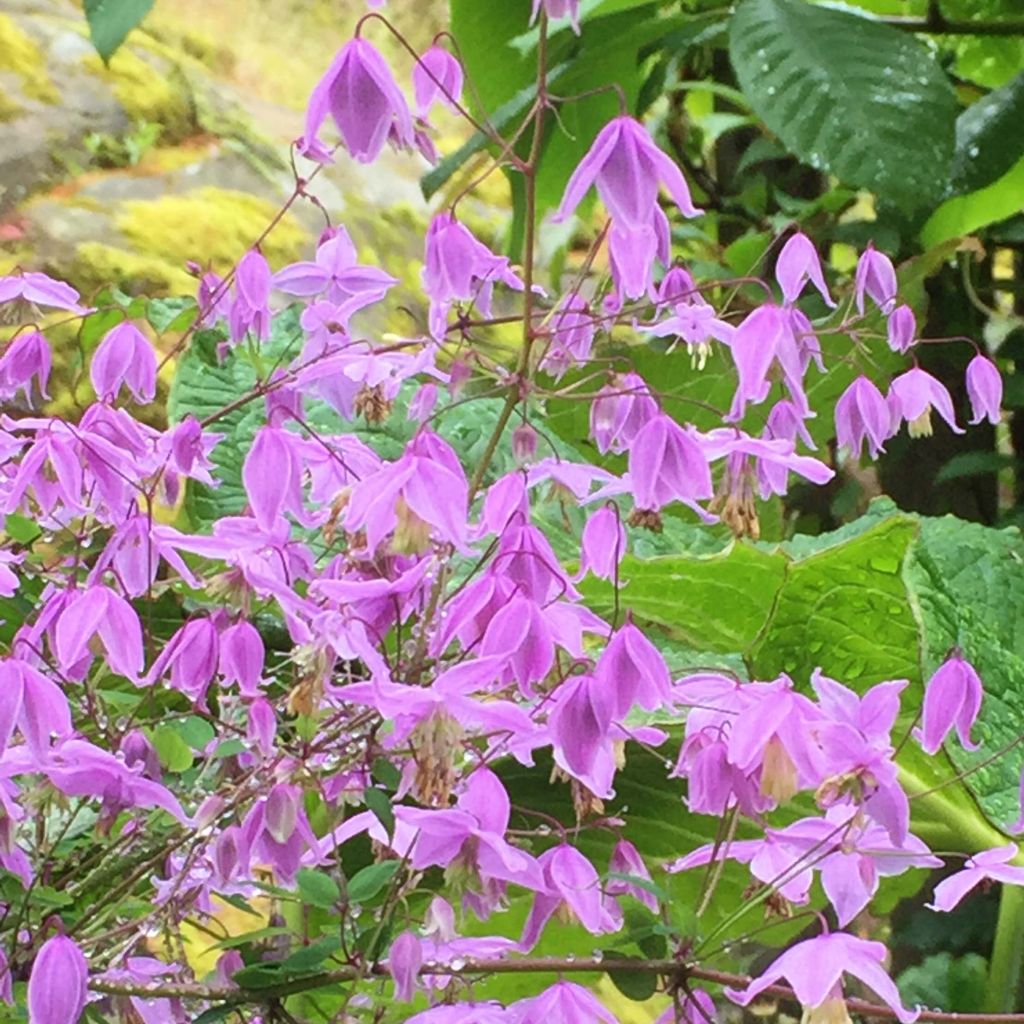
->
(115, 187), (307, 275)
(83, 49), (195, 143)
(0, 13), (59, 104)
(69, 242), (195, 297)
(0, 91), (21, 123)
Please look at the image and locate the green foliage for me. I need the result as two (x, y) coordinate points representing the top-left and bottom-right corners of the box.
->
(897, 952), (989, 1013)
(728, 0), (956, 212)
(84, 0), (155, 62)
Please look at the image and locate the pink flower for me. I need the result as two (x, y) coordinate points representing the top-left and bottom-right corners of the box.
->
(928, 845), (1024, 912)
(540, 292), (595, 378)
(90, 322), (157, 404)
(555, 116), (700, 229)
(576, 504), (626, 582)
(835, 376), (890, 459)
(607, 839), (659, 912)
(855, 243), (898, 315)
(590, 373), (659, 455)
(775, 232), (835, 308)
(966, 354), (1002, 425)
(916, 651), (983, 755)
(413, 46), (464, 118)
(530, 0), (582, 33)
(0, 271), (91, 314)
(0, 331), (51, 403)
(389, 931), (423, 1002)
(229, 250), (273, 343)
(301, 38), (413, 163)
(512, 981), (617, 1024)
(28, 935), (88, 1024)
(888, 367), (963, 437)
(886, 304), (916, 354)
(726, 932), (918, 1024)
(629, 413), (713, 516)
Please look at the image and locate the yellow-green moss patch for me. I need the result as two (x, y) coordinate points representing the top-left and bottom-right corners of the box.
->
(69, 241), (195, 297)
(83, 49), (195, 143)
(0, 13), (59, 104)
(115, 186), (307, 275)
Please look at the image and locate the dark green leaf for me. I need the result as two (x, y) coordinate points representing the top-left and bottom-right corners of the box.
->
(950, 71), (1024, 195)
(729, 0), (957, 210)
(606, 951), (658, 1001)
(364, 788), (395, 835)
(371, 757), (402, 791)
(281, 936), (342, 972)
(83, 0), (155, 61)
(193, 1006), (242, 1024)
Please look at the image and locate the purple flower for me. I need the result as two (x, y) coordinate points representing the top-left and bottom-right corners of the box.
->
(886, 304), (916, 354)
(726, 932), (918, 1024)
(242, 425), (306, 532)
(855, 243), (898, 315)
(0, 331), (51, 403)
(590, 373), (659, 454)
(607, 206), (670, 302)
(654, 990), (716, 1024)
(423, 213), (525, 340)
(413, 46), (463, 118)
(966, 354), (1002, 425)
(596, 617), (672, 717)
(229, 250), (273, 344)
(91, 322), (157, 404)
(301, 38), (413, 163)
(28, 935), (88, 1024)
(530, 0), (582, 33)
(389, 931), (423, 1002)
(555, 116), (700, 229)
(928, 845), (1024, 912)
(0, 271), (91, 314)
(724, 304), (792, 420)
(54, 585), (143, 680)
(607, 839), (658, 912)
(548, 673), (615, 780)
(576, 504), (626, 582)
(917, 651), (983, 755)
(629, 413), (713, 516)
(835, 376), (890, 459)
(512, 981), (617, 1024)
(218, 621), (265, 696)
(0, 658), (71, 757)
(888, 367), (963, 437)
(775, 232), (835, 308)
(520, 845), (619, 950)
(540, 292), (595, 378)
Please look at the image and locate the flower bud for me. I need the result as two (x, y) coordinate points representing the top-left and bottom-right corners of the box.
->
(28, 935), (88, 1024)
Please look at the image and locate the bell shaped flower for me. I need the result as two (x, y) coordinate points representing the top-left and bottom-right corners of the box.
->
(855, 243), (898, 315)
(540, 291), (595, 378)
(886, 304), (916, 354)
(28, 935), (88, 1024)
(554, 115), (700, 229)
(54, 585), (144, 680)
(242, 425), (307, 532)
(654, 990), (716, 1024)
(512, 982), (617, 1024)
(0, 330), (51, 403)
(146, 617), (219, 702)
(423, 213), (526, 339)
(590, 372), (659, 454)
(301, 37), (413, 163)
(596, 616), (672, 717)
(480, 594), (556, 693)
(966, 354), (1002, 425)
(724, 304), (791, 420)
(90, 322), (157, 404)
(727, 932), (918, 1024)
(576, 504), (626, 582)
(607, 205), (670, 302)
(888, 367), (963, 438)
(928, 845), (1024, 912)
(0, 658), (72, 757)
(835, 376), (890, 459)
(389, 931), (422, 1003)
(607, 839), (658, 912)
(520, 844), (619, 950)
(242, 782), (321, 884)
(916, 651), (983, 755)
(219, 621), (265, 696)
(548, 673), (615, 780)
(413, 46), (464, 118)
(229, 250), (273, 343)
(530, 0), (582, 33)
(0, 271), (91, 314)
(776, 231), (835, 308)
(629, 413), (713, 515)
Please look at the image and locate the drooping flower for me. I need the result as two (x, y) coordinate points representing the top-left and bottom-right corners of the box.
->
(90, 322), (158, 404)
(423, 213), (526, 340)
(590, 373), (659, 454)
(540, 292), (596, 378)
(928, 845), (1024, 912)
(389, 931), (423, 1002)
(855, 243), (898, 315)
(54, 585), (144, 681)
(229, 249), (273, 344)
(554, 116), (701, 228)
(916, 651), (983, 755)
(530, 0), (582, 33)
(886, 304), (916, 354)
(0, 330), (51, 403)
(0, 271), (91, 315)
(576, 504), (626, 582)
(654, 990), (716, 1024)
(607, 840), (659, 912)
(595, 616), (672, 717)
(413, 45), (464, 118)
(628, 413), (713, 517)
(835, 376), (890, 459)
(512, 981), (617, 1024)
(726, 932), (918, 1024)
(242, 425), (307, 532)
(28, 935), (88, 1024)
(888, 367), (963, 438)
(775, 232), (835, 308)
(724, 304), (793, 420)
(300, 37), (413, 162)
(965, 354), (1002, 425)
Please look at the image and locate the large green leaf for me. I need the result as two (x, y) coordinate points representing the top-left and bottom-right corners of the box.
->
(83, 0), (155, 61)
(728, 0), (957, 211)
(950, 71), (1024, 195)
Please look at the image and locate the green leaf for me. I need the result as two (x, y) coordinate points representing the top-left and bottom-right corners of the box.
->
(280, 936), (342, 972)
(147, 296), (197, 334)
(83, 0), (155, 62)
(296, 868), (341, 909)
(4, 514), (41, 545)
(951, 71), (1024, 195)
(921, 154), (1024, 247)
(606, 951), (659, 1001)
(346, 861), (401, 903)
(193, 1007), (243, 1024)
(728, 0), (957, 210)
(364, 788), (395, 835)
(149, 725), (193, 773)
